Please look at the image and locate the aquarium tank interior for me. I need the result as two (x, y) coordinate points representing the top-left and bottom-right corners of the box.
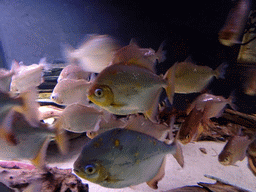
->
(0, 0), (255, 191)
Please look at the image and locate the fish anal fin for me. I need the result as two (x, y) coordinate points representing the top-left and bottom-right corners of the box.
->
(173, 140), (184, 168)
(145, 89), (162, 123)
(146, 156), (166, 189)
(31, 137), (50, 169)
(54, 120), (68, 155)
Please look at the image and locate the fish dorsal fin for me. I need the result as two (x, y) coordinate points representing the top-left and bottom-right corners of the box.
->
(146, 156), (166, 189)
(129, 38), (139, 46)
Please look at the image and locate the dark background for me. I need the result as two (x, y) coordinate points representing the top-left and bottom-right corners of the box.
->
(0, 0), (255, 113)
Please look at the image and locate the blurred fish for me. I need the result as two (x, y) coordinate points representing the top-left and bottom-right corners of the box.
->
(51, 79), (90, 105)
(10, 60), (44, 93)
(0, 64), (15, 92)
(87, 63), (175, 121)
(218, 0), (251, 46)
(186, 93), (236, 124)
(57, 64), (91, 82)
(177, 107), (204, 145)
(111, 39), (166, 72)
(218, 135), (253, 165)
(64, 35), (121, 73)
(39, 105), (63, 120)
(55, 103), (107, 133)
(0, 111), (67, 168)
(74, 128), (182, 189)
(0, 87), (40, 143)
(171, 59), (227, 93)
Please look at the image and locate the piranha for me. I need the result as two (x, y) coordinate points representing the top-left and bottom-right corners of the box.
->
(74, 128), (183, 189)
(186, 93), (236, 125)
(10, 59), (44, 93)
(111, 39), (166, 73)
(51, 79), (90, 105)
(218, 135), (253, 165)
(55, 103), (109, 133)
(0, 111), (67, 168)
(87, 63), (175, 121)
(64, 34), (121, 73)
(170, 58), (227, 94)
(57, 64), (91, 82)
(177, 107), (204, 145)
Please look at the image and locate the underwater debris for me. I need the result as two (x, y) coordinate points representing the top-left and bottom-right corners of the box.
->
(0, 162), (88, 192)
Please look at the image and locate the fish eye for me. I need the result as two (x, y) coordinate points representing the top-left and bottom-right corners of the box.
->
(223, 157), (229, 162)
(94, 88), (104, 98)
(185, 134), (190, 140)
(85, 164), (96, 175)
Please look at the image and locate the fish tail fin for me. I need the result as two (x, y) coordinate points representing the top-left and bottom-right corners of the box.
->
(156, 41), (166, 63)
(227, 91), (237, 110)
(215, 62), (228, 79)
(14, 87), (40, 127)
(30, 136), (50, 169)
(164, 62), (177, 104)
(61, 43), (77, 65)
(53, 119), (68, 155)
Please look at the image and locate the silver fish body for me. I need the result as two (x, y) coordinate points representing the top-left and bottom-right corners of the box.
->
(74, 128), (177, 188)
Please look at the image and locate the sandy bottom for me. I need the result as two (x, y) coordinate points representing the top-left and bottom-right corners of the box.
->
(50, 141), (256, 192)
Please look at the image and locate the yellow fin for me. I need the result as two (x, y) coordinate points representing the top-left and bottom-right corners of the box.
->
(54, 119), (68, 155)
(146, 156), (166, 189)
(30, 137), (50, 169)
(145, 89), (162, 123)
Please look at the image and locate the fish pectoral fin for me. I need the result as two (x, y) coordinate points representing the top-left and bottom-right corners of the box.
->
(104, 175), (123, 183)
(146, 156), (166, 189)
(110, 102), (126, 107)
